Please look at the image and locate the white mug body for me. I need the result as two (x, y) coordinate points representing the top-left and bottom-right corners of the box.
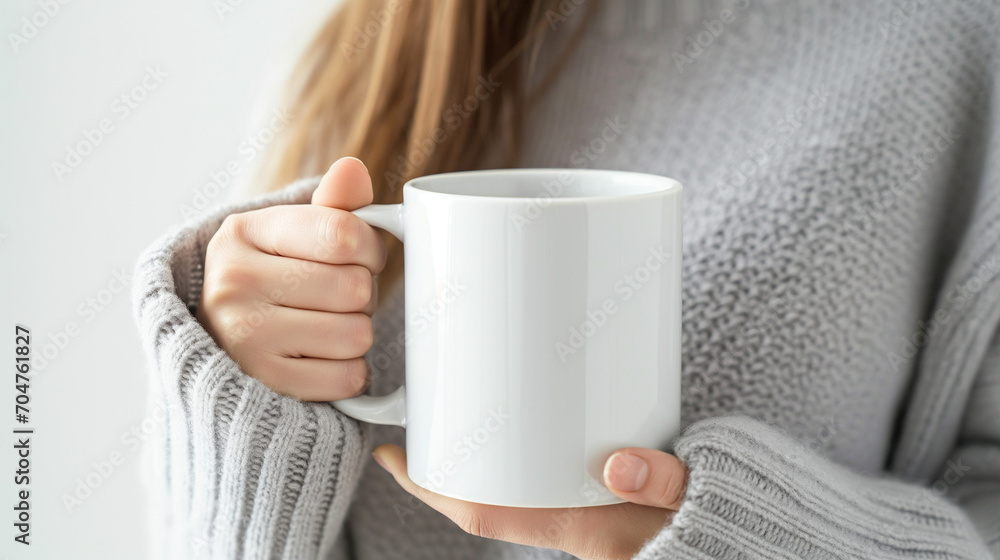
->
(336, 168), (682, 508)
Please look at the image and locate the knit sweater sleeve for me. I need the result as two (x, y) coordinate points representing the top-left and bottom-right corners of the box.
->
(638, 306), (1000, 560)
(132, 176), (370, 559)
(633, 412), (997, 560)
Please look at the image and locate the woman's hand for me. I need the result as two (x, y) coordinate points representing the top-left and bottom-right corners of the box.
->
(196, 157), (387, 401)
(372, 444), (688, 560)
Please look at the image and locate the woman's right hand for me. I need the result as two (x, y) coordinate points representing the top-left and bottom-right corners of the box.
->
(195, 157), (387, 401)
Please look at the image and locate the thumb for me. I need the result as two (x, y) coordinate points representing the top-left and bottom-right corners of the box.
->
(312, 156), (374, 211)
(603, 447), (688, 510)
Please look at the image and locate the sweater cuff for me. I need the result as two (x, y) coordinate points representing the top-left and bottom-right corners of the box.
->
(133, 177), (372, 559)
(634, 416), (989, 560)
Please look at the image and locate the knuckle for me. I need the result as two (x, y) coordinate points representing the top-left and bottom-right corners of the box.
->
(343, 358), (370, 394)
(348, 314), (374, 353)
(205, 216), (243, 263)
(368, 275), (379, 309)
(207, 295), (276, 351)
(655, 469), (686, 507)
(218, 213), (248, 243)
(373, 235), (389, 272)
(208, 305), (241, 336)
(324, 211), (360, 257)
(341, 266), (373, 308)
(203, 262), (258, 307)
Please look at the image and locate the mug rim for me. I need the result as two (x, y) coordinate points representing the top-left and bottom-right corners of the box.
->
(402, 168), (682, 203)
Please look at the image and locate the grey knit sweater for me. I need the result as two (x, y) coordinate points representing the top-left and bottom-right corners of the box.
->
(133, 1), (1000, 558)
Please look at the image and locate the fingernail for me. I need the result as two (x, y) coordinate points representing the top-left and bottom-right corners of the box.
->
(345, 156), (368, 172)
(605, 453), (649, 492)
(372, 451), (389, 472)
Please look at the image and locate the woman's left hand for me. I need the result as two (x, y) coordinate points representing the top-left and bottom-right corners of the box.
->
(372, 444), (688, 560)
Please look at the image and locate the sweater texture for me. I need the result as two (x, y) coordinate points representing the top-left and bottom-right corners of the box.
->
(133, 0), (1000, 558)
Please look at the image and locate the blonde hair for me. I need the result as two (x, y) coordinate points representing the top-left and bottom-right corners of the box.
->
(258, 0), (594, 287)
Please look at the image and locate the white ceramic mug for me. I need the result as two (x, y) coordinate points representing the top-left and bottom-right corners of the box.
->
(333, 168), (682, 508)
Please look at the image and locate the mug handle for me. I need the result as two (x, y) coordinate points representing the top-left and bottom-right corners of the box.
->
(330, 203), (407, 427)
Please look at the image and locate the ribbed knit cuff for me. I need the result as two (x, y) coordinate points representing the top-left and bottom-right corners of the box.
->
(634, 416), (990, 560)
(133, 177), (371, 559)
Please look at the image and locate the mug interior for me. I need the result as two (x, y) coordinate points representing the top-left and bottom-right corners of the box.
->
(405, 168), (680, 200)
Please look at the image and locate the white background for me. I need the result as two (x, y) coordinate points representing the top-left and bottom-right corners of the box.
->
(0, 1), (335, 557)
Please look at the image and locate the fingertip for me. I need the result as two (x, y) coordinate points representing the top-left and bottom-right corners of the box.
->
(373, 444), (406, 472)
(341, 156), (368, 173)
(372, 449), (390, 473)
(603, 447), (687, 510)
(373, 444), (421, 495)
(313, 156), (374, 209)
(326, 156), (367, 175)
